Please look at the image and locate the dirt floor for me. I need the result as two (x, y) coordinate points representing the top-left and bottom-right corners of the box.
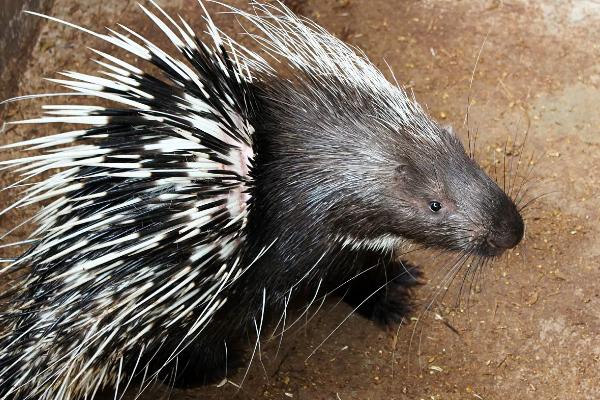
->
(1, 0), (599, 399)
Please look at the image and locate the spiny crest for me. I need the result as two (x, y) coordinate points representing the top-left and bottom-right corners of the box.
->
(0, 2), (264, 399)
(222, 1), (442, 145)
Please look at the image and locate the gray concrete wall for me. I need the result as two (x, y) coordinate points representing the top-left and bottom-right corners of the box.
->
(0, 0), (54, 104)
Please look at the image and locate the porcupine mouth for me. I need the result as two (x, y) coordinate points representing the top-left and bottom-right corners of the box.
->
(477, 240), (508, 258)
(476, 235), (521, 258)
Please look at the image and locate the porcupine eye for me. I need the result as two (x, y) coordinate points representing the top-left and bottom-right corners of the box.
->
(429, 201), (442, 212)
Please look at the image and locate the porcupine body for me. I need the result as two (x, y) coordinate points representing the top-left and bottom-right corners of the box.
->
(0, 2), (524, 399)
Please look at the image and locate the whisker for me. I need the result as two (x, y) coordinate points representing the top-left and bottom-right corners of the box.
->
(508, 123), (531, 200)
(415, 250), (473, 370)
(305, 264), (416, 362)
(405, 249), (469, 370)
(464, 29), (490, 159)
(518, 191), (556, 212)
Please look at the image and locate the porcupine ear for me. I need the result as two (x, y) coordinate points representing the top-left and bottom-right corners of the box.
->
(395, 164), (412, 175)
(0, 2), (275, 398)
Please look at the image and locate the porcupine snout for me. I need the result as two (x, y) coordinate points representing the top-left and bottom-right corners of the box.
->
(484, 196), (524, 256)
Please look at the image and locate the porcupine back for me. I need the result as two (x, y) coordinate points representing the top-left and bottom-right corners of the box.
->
(0, 1), (448, 399)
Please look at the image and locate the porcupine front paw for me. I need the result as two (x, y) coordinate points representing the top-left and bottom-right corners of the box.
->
(343, 259), (422, 326)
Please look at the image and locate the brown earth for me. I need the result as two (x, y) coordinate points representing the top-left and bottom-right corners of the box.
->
(1, 0), (599, 399)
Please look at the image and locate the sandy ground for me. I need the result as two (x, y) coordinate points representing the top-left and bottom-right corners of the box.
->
(1, 0), (599, 399)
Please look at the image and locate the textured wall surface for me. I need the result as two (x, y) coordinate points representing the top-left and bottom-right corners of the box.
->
(0, 0), (54, 104)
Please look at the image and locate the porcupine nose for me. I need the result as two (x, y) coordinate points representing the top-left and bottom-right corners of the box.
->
(487, 202), (524, 251)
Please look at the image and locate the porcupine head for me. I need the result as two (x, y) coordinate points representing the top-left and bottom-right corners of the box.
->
(248, 30), (524, 274)
(255, 88), (524, 253)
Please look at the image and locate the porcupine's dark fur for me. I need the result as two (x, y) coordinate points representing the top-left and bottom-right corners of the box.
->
(0, 1), (524, 399)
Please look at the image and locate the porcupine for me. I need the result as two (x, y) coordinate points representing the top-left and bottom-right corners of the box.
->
(0, 1), (524, 399)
